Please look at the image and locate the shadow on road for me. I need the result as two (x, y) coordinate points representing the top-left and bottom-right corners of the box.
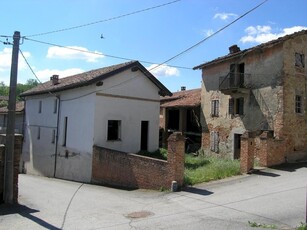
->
(248, 170), (280, 177)
(183, 187), (214, 196)
(270, 162), (307, 172)
(0, 204), (61, 230)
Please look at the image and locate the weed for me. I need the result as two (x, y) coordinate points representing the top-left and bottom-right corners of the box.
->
(248, 221), (277, 229)
(297, 222), (307, 230)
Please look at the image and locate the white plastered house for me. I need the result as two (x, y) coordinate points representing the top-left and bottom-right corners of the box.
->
(20, 61), (172, 183)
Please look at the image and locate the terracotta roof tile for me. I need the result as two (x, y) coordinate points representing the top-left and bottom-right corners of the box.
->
(20, 61), (172, 97)
(160, 88), (201, 108)
(0, 101), (24, 113)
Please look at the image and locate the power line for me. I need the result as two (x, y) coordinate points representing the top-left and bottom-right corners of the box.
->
(24, 37), (192, 70)
(150, 0), (269, 72)
(25, 0), (181, 38)
(19, 48), (55, 96)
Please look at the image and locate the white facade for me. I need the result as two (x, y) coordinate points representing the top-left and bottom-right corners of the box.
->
(22, 66), (164, 183)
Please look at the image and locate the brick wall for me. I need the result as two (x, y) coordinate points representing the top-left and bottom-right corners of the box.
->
(240, 132), (254, 173)
(0, 134), (22, 203)
(92, 132), (185, 190)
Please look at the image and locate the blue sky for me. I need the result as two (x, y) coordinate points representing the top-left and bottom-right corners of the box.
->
(0, 0), (306, 92)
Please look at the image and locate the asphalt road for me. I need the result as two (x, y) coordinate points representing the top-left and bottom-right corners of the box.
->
(0, 163), (306, 230)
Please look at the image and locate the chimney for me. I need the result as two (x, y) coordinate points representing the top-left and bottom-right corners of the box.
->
(229, 44), (240, 54)
(50, 75), (59, 85)
(181, 86), (186, 91)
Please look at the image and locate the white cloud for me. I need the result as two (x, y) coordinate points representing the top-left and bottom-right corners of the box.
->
(0, 48), (31, 71)
(240, 25), (307, 44)
(147, 64), (179, 78)
(204, 29), (214, 37)
(213, 13), (237, 21)
(35, 68), (84, 82)
(47, 46), (104, 62)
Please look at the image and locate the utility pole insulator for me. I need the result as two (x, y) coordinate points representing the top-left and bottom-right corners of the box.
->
(4, 31), (20, 204)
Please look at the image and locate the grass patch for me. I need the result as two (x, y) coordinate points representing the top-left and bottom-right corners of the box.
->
(184, 154), (241, 185)
(137, 149), (241, 186)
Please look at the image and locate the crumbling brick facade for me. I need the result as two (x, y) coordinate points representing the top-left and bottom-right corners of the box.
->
(91, 132), (185, 190)
(195, 30), (307, 168)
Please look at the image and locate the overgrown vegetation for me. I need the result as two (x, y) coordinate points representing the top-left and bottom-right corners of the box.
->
(137, 148), (241, 185)
(184, 154), (241, 185)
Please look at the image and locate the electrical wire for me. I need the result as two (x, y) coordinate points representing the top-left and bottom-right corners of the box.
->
(24, 37), (192, 70)
(25, 0), (181, 38)
(150, 0), (269, 72)
(19, 48), (54, 96)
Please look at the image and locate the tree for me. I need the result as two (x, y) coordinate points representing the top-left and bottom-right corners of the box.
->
(0, 79), (39, 101)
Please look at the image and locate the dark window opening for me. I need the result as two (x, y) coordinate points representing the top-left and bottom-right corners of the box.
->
(295, 95), (302, 114)
(168, 109), (179, 130)
(107, 120), (121, 141)
(54, 99), (58, 114)
(186, 107), (201, 133)
(38, 101), (42, 113)
(295, 53), (305, 68)
(37, 127), (40, 140)
(140, 121), (149, 151)
(229, 97), (244, 116)
(63, 117), (68, 146)
(234, 134), (242, 159)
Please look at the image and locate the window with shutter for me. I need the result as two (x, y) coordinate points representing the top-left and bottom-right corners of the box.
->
(229, 98), (234, 115)
(211, 100), (219, 117)
(210, 131), (219, 153)
(237, 97), (244, 115)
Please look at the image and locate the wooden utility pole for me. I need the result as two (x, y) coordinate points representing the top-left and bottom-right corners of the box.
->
(4, 31), (20, 204)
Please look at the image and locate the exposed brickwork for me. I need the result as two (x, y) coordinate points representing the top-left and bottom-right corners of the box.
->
(0, 134), (22, 203)
(92, 133), (185, 190)
(240, 132), (254, 173)
(198, 30), (307, 167)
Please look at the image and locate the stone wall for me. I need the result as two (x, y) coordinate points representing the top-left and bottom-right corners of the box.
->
(0, 134), (22, 203)
(92, 132), (185, 190)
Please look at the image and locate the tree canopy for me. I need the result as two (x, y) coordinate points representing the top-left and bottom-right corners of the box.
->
(0, 79), (38, 107)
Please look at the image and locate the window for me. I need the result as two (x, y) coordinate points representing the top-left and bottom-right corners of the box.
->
(295, 53), (305, 68)
(210, 131), (219, 153)
(295, 95), (302, 114)
(229, 97), (244, 116)
(38, 100), (42, 113)
(63, 117), (68, 146)
(37, 127), (40, 140)
(52, 129), (56, 144)
(107, 120), (121, 141)
(211, 100), (219, 117)
(53, 99), (58, 114)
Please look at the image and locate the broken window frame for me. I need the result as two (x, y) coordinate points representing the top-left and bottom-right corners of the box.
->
(295, 52), (305, 68)
(228, 97), (244, 116)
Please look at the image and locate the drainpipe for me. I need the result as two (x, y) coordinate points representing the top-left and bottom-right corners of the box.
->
(53, 96), (61, 178)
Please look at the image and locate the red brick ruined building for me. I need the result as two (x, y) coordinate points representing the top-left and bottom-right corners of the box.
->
(194, 30), (307, 167)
